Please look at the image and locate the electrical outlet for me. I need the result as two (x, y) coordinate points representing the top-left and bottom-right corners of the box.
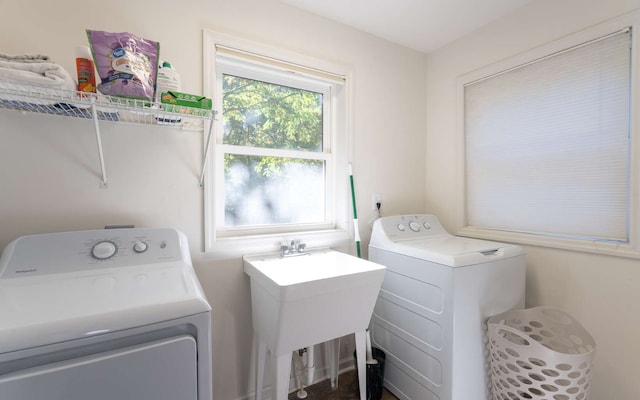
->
(372, 193), (382, 210)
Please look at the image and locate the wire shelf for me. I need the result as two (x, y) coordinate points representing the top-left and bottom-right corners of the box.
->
(0, 81), (214, 128)
(0, 80), (216, 187)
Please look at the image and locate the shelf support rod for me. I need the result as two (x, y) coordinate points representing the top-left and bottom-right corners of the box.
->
(90, 97), (108, 187)
(199, 117), (215, 187)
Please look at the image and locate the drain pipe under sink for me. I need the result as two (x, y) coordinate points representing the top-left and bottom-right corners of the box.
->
(292, 346), (316, 398)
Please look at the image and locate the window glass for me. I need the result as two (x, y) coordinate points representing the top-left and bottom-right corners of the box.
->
(222, 74), (323, 152)
(224, 155), (325, 226)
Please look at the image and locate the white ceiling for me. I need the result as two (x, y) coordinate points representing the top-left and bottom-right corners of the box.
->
(279, 0), (534, 54)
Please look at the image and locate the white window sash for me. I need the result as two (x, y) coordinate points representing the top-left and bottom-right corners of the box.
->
(220, 144), (332, 162)
(214, 68), (334, 234)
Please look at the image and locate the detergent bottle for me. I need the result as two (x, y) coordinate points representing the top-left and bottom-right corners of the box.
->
(155, 60), (181, 103)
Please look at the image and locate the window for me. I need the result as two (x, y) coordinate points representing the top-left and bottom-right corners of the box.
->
(457, 14), (640, 257)
(220, 68), (330, 229)
(203, 32), (351, 250)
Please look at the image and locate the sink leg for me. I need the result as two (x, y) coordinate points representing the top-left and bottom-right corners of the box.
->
(355, 330), (367, 400)
(255, 334), (267, 400)
(324, 338), (341, 389)
(272, 352), (293, 400)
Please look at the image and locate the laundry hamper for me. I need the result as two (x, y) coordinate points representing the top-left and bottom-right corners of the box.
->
(487, 306), (596, 400)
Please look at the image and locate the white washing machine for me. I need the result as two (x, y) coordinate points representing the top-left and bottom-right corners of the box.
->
(0, 228), (212, 400)
(369, 215), (525, 400)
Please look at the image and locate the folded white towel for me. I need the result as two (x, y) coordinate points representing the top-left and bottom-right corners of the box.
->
(0, 52), (51, 63)
(0, 59), (76, 92)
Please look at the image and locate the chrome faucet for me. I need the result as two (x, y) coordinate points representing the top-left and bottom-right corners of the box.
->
(281, 240), (307, 257)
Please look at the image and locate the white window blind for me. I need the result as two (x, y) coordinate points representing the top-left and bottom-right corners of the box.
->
(464, 29), (631, 242)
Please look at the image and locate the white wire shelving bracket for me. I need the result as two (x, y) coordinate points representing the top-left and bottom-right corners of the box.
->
(0, 81), (216, 188)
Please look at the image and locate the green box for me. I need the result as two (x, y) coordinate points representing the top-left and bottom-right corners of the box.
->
(160, 91), (212, 115)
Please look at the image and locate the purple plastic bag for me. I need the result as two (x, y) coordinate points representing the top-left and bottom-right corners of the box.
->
(87, 30), (159, 101)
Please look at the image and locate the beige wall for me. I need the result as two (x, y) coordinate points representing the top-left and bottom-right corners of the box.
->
(426, 0), (640, 399)
(6, 0), (637, 398)
(0, 1), (427, 399)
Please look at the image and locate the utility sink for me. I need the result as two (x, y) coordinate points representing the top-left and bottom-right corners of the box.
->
(243, 248), (386, 355)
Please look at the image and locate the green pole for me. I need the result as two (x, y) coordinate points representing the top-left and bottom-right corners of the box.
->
(349, 163), (361, 258)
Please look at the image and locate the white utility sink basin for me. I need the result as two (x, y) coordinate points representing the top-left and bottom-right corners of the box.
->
(244, 248), (385, 353)
(243, 248), (385, 400)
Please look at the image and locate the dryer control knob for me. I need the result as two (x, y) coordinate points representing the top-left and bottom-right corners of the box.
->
(397, 223), (406, 231)
(92, 241), (117, 260)
(133, 241), (148, 253)
(409, 221), (421, 232)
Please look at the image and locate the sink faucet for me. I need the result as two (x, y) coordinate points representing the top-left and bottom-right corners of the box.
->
(281, 240), (307, 257)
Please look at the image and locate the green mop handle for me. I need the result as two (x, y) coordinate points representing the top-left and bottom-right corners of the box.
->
(349, 163), (361, 258)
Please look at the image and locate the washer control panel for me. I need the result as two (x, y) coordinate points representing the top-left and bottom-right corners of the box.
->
(376, 214), (450, 242)
(0, 228), (186, 279)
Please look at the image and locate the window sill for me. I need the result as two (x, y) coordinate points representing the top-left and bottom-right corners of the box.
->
(205, 228), (350, 258)
(457, 226), (640, 259)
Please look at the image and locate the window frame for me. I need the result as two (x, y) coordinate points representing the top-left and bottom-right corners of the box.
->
(216, 62), (334, 235)
(203, 30), (352, 253)
(455, 11), (640, 258)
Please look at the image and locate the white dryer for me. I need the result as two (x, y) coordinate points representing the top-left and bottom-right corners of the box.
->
(0, 228), (212, 400)
(369, 215), (525, 400)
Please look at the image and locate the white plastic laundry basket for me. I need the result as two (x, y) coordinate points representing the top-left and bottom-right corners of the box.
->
(487, 307), (596, 400)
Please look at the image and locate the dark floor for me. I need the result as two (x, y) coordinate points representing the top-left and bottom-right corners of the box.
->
(287, 369), (398, 400)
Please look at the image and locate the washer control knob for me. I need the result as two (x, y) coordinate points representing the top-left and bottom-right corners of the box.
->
(133, 241), (148, 253)
(409, 221), (421, 232)
(423, 222), (431, 230)
(397, 223), (406, 232)
(92, 241), (117, 260)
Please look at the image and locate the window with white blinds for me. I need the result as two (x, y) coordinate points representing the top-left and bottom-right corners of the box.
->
(459, 22), (637, 254)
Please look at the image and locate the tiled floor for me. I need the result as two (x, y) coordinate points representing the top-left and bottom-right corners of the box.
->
(287, 369), (398, 400)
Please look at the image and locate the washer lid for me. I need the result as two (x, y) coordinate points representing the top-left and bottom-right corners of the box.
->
(0, 228), (211, 354)
(369, 215), (524, 267)
(383, 235), (524, 267)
